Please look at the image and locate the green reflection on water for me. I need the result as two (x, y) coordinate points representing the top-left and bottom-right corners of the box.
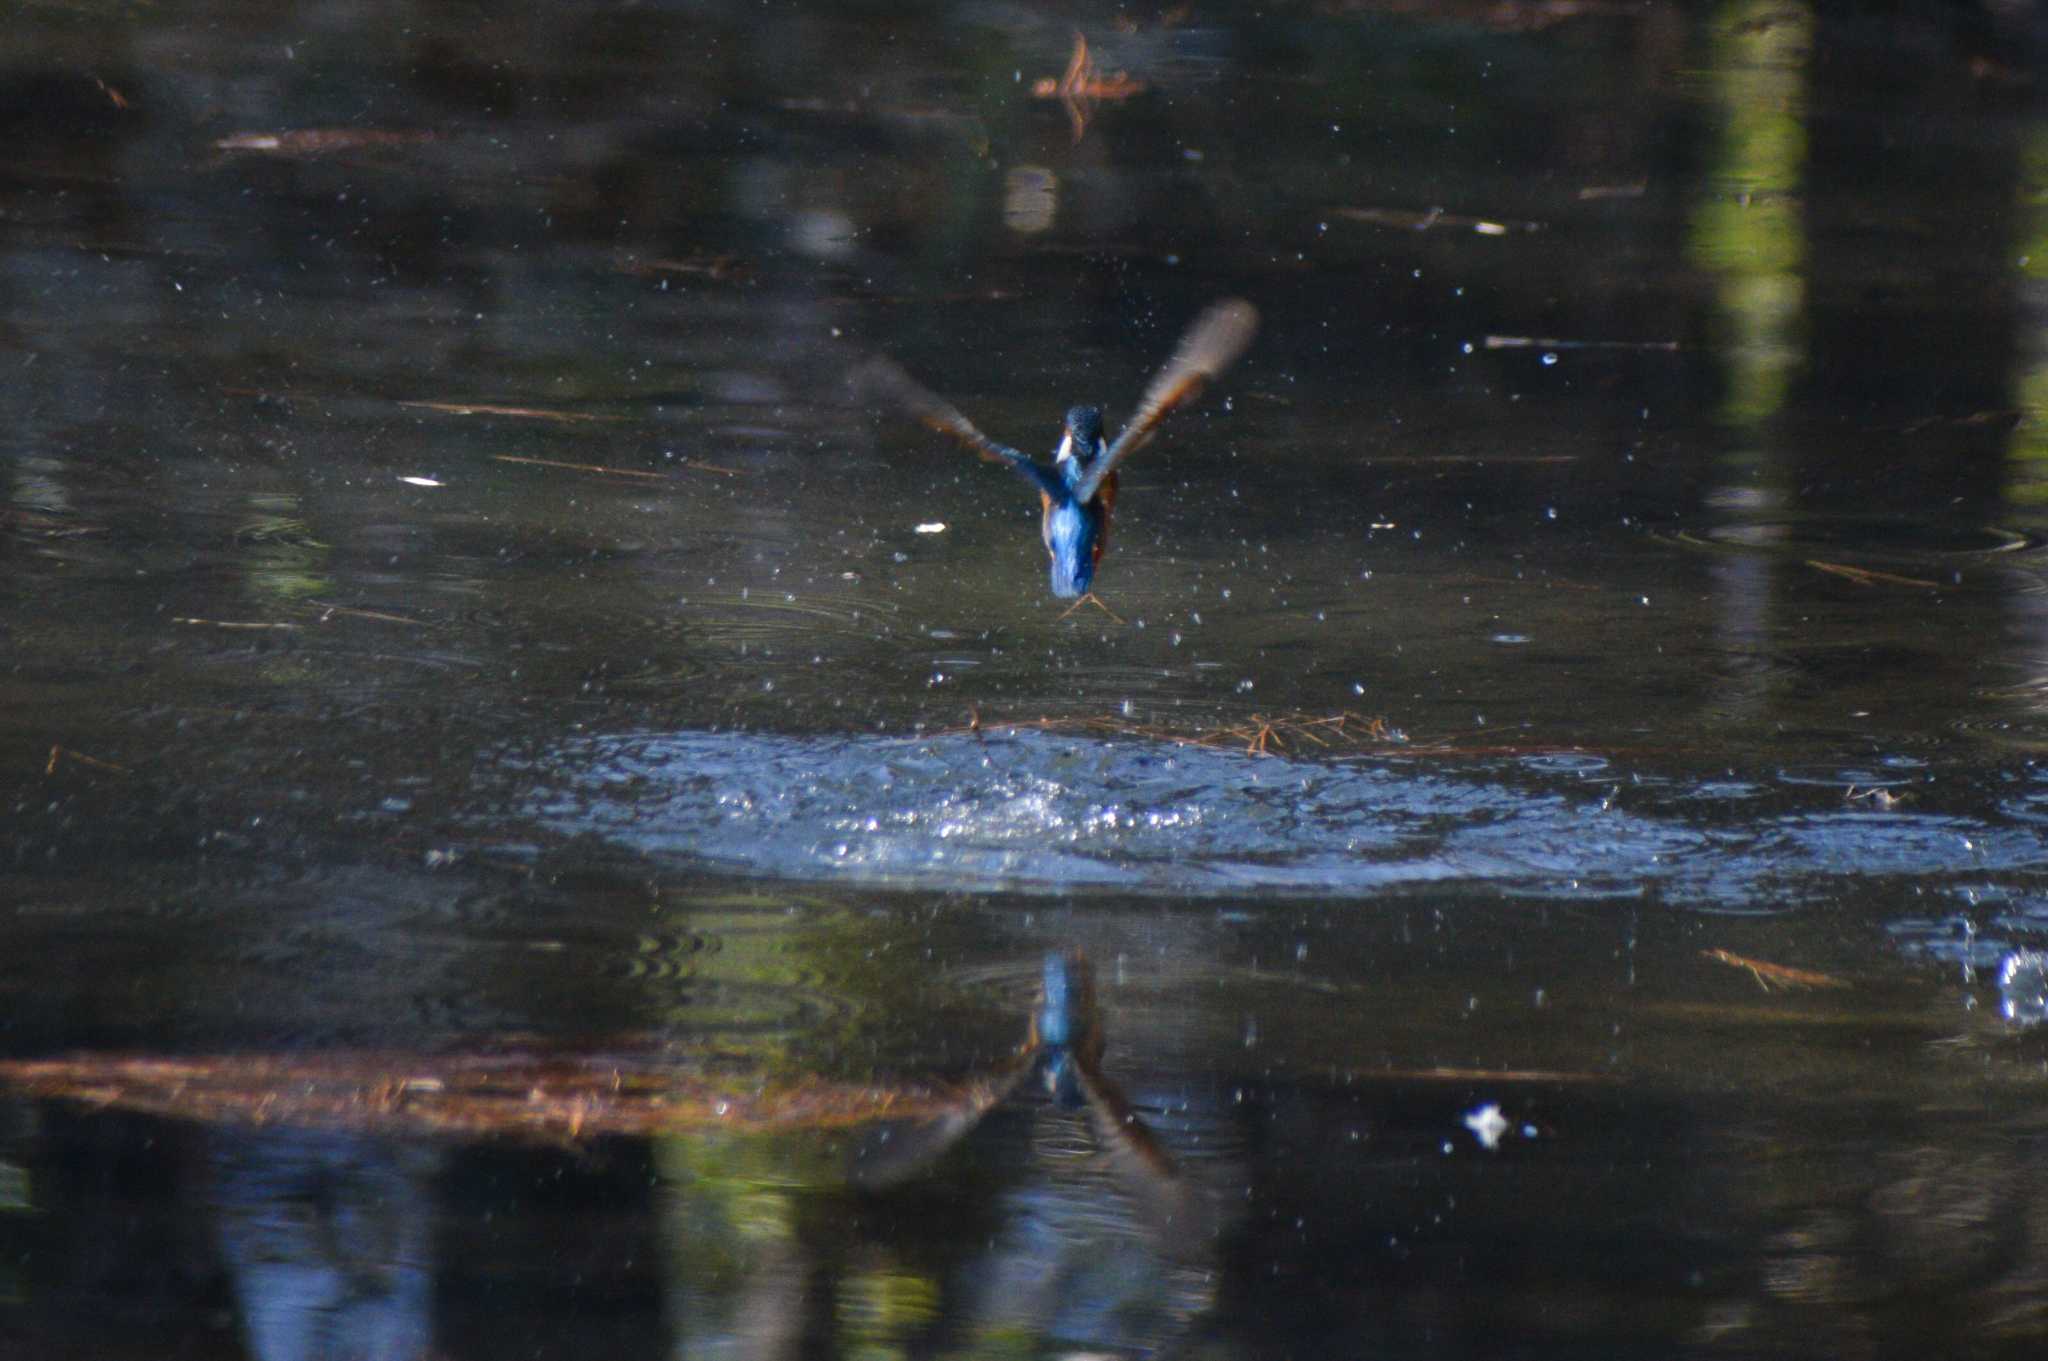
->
(0, 1161), (29, 1213)
(839, 1265), (939, 1361)
(1688, 0), (1812, 432)
(2007, 131), (2048, 506)
(654, 1129), (942, 1361)
(237, 492), (331, 604)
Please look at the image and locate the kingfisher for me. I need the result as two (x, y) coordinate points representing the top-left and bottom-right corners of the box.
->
(858, 299), (1258, 608)
(846, 949), (1187, 1224)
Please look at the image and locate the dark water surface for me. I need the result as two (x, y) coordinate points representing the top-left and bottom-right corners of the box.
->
(6, 1), (2048, 1356)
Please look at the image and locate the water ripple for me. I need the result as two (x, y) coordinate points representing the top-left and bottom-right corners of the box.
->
(513, 730), (2048, 906)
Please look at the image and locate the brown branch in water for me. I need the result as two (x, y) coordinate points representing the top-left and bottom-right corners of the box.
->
(621, 254), (754, 283)
(493, 454), (740, 479)
(927, 709), (1405, 757)
(1031, 33), (1145, 142)
(0, 1050), (992, 1142)
(1702, 948), (1850, 993)
(45, 745), (130, 777)
(923, 704), (1669, 765)
(401, 401), (616, 424)
(1805, 560), (1939, 589)
(492, 454), (667, 480)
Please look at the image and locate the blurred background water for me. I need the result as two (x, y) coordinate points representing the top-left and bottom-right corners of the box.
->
(5, 1), (2048, 1357)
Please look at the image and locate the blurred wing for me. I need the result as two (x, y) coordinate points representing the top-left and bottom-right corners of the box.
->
(844, 1051), (1034, 1190)
(1076, 298), (1258, 504)
(1072, 1056), (1215, 1251)
(852, 358), (1063, 500)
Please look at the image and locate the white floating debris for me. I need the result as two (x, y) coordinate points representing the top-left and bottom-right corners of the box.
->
(914, 521), (947, 534)
(1464, 1102), (1509, 1151)
(400, 476), (444, 488)
(2000, 950), (2048, 1025)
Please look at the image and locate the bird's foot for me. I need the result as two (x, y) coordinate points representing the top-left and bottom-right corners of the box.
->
(1056, 592), (1124, 624)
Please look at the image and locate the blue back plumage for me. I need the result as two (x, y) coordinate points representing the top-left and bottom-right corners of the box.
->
(1043, 498), (1098, 598)
(1036, 951), (1089, 1108)
(1037, 952), (1075, 1046)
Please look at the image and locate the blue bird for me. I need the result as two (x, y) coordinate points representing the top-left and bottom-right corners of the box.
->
(846, 948), (1191, 1238)
(859, 300), (1258, 608)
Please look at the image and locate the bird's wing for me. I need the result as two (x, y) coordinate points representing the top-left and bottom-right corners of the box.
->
(1075, 299), (1258, 504)
(1071, 1054), (1216, 1251)
(852, 357), (1065, 500)
(843, 1049), (1035, 1190)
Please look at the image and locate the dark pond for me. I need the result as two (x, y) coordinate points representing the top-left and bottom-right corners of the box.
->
(5, 0), (2048, 1356)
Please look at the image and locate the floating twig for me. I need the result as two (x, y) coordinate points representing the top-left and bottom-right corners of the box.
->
(1702, 948), (1849, 993)
(214, 129), (436, 156)
(493, 454), (739, 479)
(1484, 335), (1679, 352)
(401, 400), (615, 424)
(1032, 32), (1145, 143)
(308, 602), (428, 627)
(622, 254), (754, 284)
(0, 1048), (989, 1141)
(45, 745), (129, 777)
(1576, 182), (1647, 200)
(171, 617), (300, 631)
(1372, 1066), (1614, 1084)
(1805, 560), (1939, 589)
(1333, 206), (1543, 236)
(929, 709), (1403, 758)
(493, 454), (668, 480)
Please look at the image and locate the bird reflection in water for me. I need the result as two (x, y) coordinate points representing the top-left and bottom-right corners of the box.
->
(848, 949), (1203, 1247)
